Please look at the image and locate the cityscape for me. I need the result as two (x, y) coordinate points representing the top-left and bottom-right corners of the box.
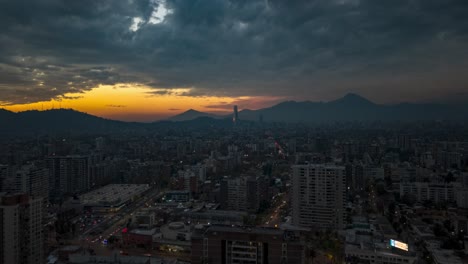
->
(2, 1), (468, 264)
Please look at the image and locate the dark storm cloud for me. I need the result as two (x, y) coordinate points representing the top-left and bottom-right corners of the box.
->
(1, 0), (468, 104)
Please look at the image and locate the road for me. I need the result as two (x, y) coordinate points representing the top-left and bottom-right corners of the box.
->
(70, 188), (165, 246)
(264, 192), (288, 227)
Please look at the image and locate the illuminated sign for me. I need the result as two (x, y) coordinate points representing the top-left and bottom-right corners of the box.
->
(390, 239), (408, 251)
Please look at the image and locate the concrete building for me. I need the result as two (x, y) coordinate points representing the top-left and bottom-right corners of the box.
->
(0, 193), (45, 264)
(132, 209), (156, 229)
(122, 228), (156, 249)
(292, 164), (346, 230)
(80, 184), (150, 212)
(345, 243), (417, 264)
(455, 188), (468, 209)
(165, 190), (190, 203)
(400, 182), (461, 204)
(220, 176), (261, 212)
(191, 225), (306, 264)
(68, 251), (154, 264)
(344, 216), (417, 264)
(182, 209), (248, 225)
(46, 155), (90, 198)
(1, 164), (49, 200)
(221, 177), (244, 211)
(397, 134), (411, 150)
(364, 166), (385, 181)
(0, 165), (11, 191)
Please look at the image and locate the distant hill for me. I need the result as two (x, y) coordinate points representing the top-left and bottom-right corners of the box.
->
(0, 108), (233, 136)
(0, 108), (15, 120)
(166, 93), (468, 122)
(2, 93), (468, 136)
(168, 109), (221, 121)
(0, 109), (141, 136)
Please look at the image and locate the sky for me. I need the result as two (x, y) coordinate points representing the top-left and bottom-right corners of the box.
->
(1, 0), (468, 121)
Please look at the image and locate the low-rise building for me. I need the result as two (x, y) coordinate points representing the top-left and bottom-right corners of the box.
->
(80, 184), (150, 212)
(122, 228), (157, 249)
(345, 242), (417, 264)
(191, 225), (307, 264)
(164, 190), (190, 203)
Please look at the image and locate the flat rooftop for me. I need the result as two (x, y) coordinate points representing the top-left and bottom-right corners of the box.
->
(80, 184), (150, 207)
(207, 225), (285, 236)
(345, 243), (417, 258)
(130, 228), (157, 236)
(430, 249), (463, 264)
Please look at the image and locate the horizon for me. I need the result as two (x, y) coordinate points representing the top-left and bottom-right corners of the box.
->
(2, 1), (468, 121)
(2, 92), (468, 123)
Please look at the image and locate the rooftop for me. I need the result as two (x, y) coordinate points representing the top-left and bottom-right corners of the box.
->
(80, 184), (150, 207)
(207, 225), (285, 236)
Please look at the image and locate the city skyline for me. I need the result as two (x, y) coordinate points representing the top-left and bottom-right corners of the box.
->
(2, 1), (468, 263)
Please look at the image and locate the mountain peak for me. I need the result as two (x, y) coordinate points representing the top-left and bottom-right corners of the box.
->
(333, 93), (374, 105)
(184, 109), (202, 113)
(169, 109), (219, 121)
(343, 92), (362, 99)
(0, 108), (14, 114)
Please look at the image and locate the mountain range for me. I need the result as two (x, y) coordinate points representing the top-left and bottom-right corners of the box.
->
(169, 93), (468, 122)
(1, 93), (468, 135)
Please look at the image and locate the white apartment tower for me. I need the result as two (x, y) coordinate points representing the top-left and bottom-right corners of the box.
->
(292, 164), (346, 230)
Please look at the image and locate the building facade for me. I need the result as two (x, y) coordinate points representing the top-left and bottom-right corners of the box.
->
(191, 225), (306, 264)
(0, 193), (44, 264)
(292, 164), (346, 230)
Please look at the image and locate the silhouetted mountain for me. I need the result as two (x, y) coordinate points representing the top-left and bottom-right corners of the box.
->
(0, 109), (142, 136)
(330, 93), (376, 106)
(238, 94), (468, 122)
(2, 94), (468, 136)
(0, 108), (14, 119)
(168, 109), (220, 121)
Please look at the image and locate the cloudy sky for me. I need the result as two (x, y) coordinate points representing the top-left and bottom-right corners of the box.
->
(1, 0), (468, 121)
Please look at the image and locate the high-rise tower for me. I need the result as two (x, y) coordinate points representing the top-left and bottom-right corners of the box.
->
(233, 105), (239, 123)
(291, 164), (346, 230)
(0, 193), (45, 264)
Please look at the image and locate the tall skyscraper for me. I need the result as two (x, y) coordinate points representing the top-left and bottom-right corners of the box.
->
(292, 164), (346, 230)
(233, 105), (239, 123)
(0, 193), (45, 264)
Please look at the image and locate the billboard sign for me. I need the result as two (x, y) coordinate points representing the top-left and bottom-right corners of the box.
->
(390, 239), (408, 251)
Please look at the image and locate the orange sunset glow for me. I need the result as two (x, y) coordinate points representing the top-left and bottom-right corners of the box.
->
(2, 84), (282, 122)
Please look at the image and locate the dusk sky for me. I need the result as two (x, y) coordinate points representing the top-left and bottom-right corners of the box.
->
(1, 0), (468, 121)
